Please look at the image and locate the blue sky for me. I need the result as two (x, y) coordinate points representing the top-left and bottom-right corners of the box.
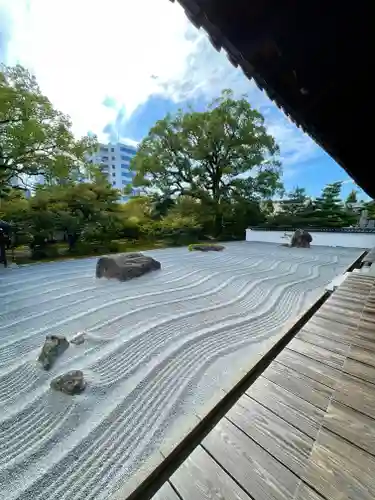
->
(0, 0), (368, 200)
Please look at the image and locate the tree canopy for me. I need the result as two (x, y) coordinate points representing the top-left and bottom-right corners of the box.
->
(131, 89), (283, 234)
(0, 64), (97, 197)
(267, 181), (359, 229)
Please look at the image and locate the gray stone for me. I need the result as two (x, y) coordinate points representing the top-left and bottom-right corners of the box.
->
(95, 253), (161, 281)
(70, 332), (86, 345)
(38, 335), (69, 370)
(290, 229), (312, 248)
(50, 370), (86, 395)
(190, 244), (225, 252)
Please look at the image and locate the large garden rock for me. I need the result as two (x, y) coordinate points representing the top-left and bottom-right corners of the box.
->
(290, 229), (312, 248)
(96, 253), (161, 281)
(189, 244), (225, 252)
(50, 370), (86, 395)
(38, 335), (69, 370)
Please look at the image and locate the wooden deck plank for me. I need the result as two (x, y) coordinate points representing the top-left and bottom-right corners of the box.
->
(319, 300), (364, 316)
(343, 358), (375, 385)
(334, 373), (375, 419)
(295, 330), (350, 356)
(328, 293), (364, 307)
(356, 318), (375, 343)
(293, 482), (326, 500)
(305, 315), (357, 339)
(277, 348), (341, 388)
(262, 361), (333, 411)
(309, 308), (360, 328)
(169, 446), (252, 500)
(152, 482), (181, 500)
(202, 418), (300, 500)
(226, 396), (314, 477)
(302, 429), (375, 500)
(246, 377), (324, 439)
(348, 345), (375, 368)
(303, 319), (375, 353)
(322, 400), (375, 455)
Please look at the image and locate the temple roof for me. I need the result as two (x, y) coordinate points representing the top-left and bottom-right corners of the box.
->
(171, 0), (374, 196)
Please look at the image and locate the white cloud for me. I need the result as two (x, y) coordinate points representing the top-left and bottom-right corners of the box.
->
(2, 0), (322, 170)
(4, 0), (197, 139)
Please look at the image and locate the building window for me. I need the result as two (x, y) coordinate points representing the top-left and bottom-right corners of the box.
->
(111, 156), (115, 160)
(111, 148), (114, 152)
(122, 171), (132, 178)
(112, 181), (116, 186)
(100, 147), (108, 152)
(102, 156), (108, 161)
(120, 146), (136, 154)
(121, 155), (133, 161)
(112, 165), (115, 169)
(121, 164), (129, 170)
(122, 180), (128, 185)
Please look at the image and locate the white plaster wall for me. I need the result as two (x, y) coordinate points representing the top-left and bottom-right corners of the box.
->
(245, 229), (375, 248)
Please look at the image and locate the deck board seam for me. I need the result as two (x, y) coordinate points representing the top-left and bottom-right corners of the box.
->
(198, 444), (257, 500)
(166, 480), (184, 500)
(243, 392), (321, 440)
(246, 376), (327, 414)
(320, 420), (375, 459)
(261, 370), (331, 410)
(223, 414), (306, 481)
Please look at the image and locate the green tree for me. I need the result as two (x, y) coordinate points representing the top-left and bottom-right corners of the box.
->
(131, 89), (282, 235)
(1, 181), (123, 257)
(282, 187), (308, 217)
(267, 186), (309, 227)
(313, 182), (356, 227)
(0, 64), (97, 195)
(345, 189), (358, 206)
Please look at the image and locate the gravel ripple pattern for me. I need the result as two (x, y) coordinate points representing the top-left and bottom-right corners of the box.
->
(0, 242), (362, 500)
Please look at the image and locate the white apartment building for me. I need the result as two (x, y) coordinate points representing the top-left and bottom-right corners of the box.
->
(89, 142), (139, 202)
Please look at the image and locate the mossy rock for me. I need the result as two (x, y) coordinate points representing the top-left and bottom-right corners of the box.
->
(188, 244), (225, 252)
(38, 335), (69, 370)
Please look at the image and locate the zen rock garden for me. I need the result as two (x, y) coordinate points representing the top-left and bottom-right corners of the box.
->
(39, 247), (224, 395)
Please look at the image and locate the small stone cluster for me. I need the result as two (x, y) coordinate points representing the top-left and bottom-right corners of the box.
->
(38, 333), (86, 395)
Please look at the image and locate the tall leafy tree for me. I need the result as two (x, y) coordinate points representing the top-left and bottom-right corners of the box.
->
(281, 186), (308, 217)
(313, 182), (356, 227)
(0, 64), (97, 196)
(131, 89), (283, 234)
(345, 189), (358, 206)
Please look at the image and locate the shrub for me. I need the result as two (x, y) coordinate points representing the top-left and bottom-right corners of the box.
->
(69, 240), (121, 256)
(31, 244), (60, 260)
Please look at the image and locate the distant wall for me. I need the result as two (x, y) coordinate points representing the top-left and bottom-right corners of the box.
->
(245, 228), (375, 248)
